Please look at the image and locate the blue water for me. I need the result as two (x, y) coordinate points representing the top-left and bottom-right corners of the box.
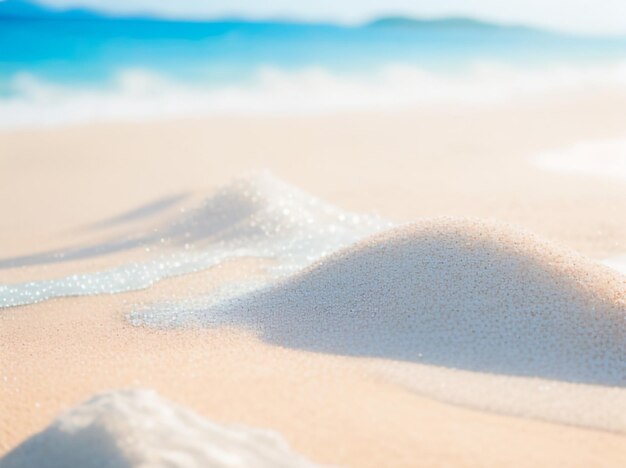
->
(2, 16), (626, 90)
(1, 2), (626, 126)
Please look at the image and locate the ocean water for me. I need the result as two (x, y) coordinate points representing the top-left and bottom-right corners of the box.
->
(2, 3), (626, 126)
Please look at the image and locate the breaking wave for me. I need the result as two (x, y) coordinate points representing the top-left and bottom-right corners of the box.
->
(2, 61), (626, 128)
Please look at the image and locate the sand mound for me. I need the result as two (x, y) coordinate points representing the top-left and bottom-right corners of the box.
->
(0, 172), (389, 308)
(208, 219), (625, 386)
(0, 390), (319, 468)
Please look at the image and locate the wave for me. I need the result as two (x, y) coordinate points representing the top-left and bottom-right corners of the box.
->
(2, 61), (626, 128)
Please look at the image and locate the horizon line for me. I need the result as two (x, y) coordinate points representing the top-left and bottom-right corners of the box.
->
(1, 0), (624, 38)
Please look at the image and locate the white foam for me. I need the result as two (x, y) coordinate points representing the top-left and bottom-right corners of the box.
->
(0, 389), (320, 468)
(532, 138), (626, 182)
(0, 172), (391, 309)
(2, 61), (626, 128)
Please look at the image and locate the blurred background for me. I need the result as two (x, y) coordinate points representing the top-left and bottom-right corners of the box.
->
(1, 0), (626, 127)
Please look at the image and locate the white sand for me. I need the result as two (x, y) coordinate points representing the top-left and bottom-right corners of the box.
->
(0, 389), (319, 468)
(193, 219), (626, 429)
(2, 94), (626, 466)
(0, 172), (390, 309)
(208, 219), (625, 385)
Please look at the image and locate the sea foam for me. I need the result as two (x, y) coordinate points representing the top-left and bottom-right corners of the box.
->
(0, 389), (320, 468)
(3, 61), (626, 128)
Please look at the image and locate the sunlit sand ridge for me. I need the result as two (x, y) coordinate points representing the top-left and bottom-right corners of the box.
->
(120, 179), (626, 432)
(0, 173), (390, 309)
(143, 217), (625, 387)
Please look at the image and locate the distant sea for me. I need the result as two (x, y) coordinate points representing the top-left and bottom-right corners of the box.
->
(1, 0), (626, 127)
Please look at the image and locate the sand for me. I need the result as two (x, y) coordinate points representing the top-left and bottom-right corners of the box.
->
(210, 219), (625, 386)
(1, 91), (626, 259)
(2, 272), (626, 468)
(1, 390), (320, 468)
(0, 172), (391, 309)
(1, 89), (626, 466)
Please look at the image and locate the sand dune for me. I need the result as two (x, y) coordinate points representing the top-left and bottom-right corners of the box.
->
(203, 219), (625, 387)
(0, 390), (319, 468)
(0, 173), (389, 309)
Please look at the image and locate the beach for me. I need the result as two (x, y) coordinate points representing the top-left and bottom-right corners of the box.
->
(1, 87), (625, 466)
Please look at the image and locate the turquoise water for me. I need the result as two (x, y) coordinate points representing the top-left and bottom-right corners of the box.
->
(1, 1), (626, 125)
(3, 10), (626, 87)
